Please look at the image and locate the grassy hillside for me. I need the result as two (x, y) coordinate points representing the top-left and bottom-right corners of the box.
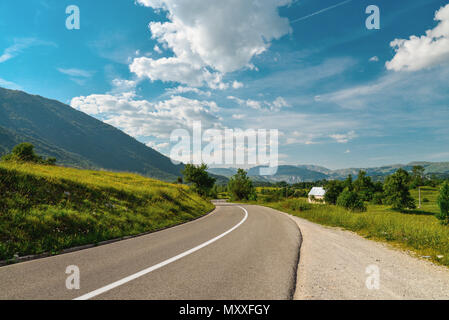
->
(0, 162), (214, 261)
(0, 87), (183, 181)
(250, 188), (449, 267)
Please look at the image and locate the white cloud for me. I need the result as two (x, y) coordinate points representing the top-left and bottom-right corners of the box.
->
(232, 81), (244, 89)
(165, 85), (211, 97)
(58, 68), (94, 78)
(227, 95), (290, 111)
(232, 114), (245, 120)
(153, 45), (163, 54)
(369, 56), (379, 62)
(386, 4), (449, 71)
(71, 93), (221, 139)
(329, 130), (357, 144)
(0, 38), (55, 63)
(0, 78), (21, 90)
(133, 0), (292, 88)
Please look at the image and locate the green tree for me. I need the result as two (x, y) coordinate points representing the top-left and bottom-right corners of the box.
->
(228, 169), (256, 201)
(324, 180), (344, 205)
(182, 163), (216, 197)
(411, 165), (425, 188)
(384, 169), (416, 210)
(437, 181), (449, 225)
(1, 142), (56, 165)
(353, 170), (375, 201)
(336, 188), (366, 212)
(343, 174), (353, 191)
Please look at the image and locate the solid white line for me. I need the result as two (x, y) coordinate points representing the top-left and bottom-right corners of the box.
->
(73, 206), (248, 300)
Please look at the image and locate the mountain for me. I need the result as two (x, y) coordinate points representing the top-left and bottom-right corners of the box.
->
(217, 162), (449, 184)
(207, 167), (238, 178)
(248, 165), (328, 183)
(0, 87), (184, 181)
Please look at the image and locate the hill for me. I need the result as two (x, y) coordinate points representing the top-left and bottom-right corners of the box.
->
(0, 162), (214, 261)
(0, 87), (183, 181)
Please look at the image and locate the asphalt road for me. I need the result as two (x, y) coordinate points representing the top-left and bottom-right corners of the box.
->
(0, 203), (301, 300)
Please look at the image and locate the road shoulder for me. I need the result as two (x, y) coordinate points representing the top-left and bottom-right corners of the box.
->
(268, 207), (449, 300)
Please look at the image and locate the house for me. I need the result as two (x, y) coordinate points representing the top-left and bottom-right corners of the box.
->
(308, 187), (326, 203)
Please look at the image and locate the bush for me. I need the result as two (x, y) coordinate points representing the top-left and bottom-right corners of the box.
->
(437, 181), (449, 225)
(1, 143), (57, 165)
(182, 163), (216, 197)
(384, 169), (416, 210)
(371, 192), (384, 205)
(337, 188), (367, 212)
(324, 180), (344, 205)
(228, 169), (256, 201)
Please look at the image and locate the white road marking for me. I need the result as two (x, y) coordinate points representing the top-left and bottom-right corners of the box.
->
(74, 206), (248, 300)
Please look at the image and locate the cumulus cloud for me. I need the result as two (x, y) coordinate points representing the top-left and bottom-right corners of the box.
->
(132, 0), (292, 88)
(386, 4), (449, 71)
(71, 93), (221, 139)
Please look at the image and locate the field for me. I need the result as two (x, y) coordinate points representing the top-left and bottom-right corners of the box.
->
(0, 162), (214, 261)
(252, 187), (449, 267)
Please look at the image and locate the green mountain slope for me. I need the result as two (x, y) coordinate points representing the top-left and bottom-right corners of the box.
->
(0, 87), (183, 181)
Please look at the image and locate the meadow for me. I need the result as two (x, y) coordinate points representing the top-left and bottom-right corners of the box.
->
(0, 162), (214, 261)
(252, 187), (449, 267)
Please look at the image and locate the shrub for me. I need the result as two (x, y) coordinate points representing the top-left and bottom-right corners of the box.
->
(337, 188), (367, 212)
(437, 181), (449, 225)
(1, 143), (57, 165)
(182, 163), (216, 197)
(228, 169), (256, 201)
(384, 169), (416, 210)
(371, 192), (384, 205)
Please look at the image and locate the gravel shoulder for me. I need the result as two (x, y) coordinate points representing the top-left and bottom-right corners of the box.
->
(269, 207), (449, 300)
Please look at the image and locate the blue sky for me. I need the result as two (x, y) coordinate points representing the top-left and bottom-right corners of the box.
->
(1, 0), (449, 169)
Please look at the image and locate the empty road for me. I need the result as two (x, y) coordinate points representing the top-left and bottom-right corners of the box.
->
(0, 203), (301, 300)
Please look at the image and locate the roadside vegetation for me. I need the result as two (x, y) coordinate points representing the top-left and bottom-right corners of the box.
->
(0, 144), (214, 262)
(229, 166), (449, 267)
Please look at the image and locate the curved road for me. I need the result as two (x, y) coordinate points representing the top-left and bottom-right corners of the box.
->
(0, 203), (301, 300)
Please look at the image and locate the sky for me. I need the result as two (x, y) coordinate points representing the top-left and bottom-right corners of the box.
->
(0, 0), (449, 169)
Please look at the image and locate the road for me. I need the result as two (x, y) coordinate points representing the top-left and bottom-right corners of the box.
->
(0, 203), (301, 300)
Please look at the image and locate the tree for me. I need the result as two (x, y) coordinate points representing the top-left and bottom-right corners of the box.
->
(182, 163), (216, 197)
(336, 188), (366, 212)
(1, 142), (56, 165)
(228, 169), (256, 201)
(411, 165), (425, 188)
(437, 181), (449, 225)
(353, 170), (375, 201)
(344, 174), (353, 191)
(324, 180), (344, 205)
(384, 169), (416, 210)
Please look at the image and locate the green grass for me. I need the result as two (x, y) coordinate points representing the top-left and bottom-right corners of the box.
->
(0, 162), (214, 261)
(249, 188), (449, 267)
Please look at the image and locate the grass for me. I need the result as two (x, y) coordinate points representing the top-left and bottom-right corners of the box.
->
(0, 162), (214, 261)
(248, 188), (449, 267)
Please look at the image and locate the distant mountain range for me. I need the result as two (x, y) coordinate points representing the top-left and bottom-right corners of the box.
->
(208, 162), (449, 184)
(0, 87), (184, 181)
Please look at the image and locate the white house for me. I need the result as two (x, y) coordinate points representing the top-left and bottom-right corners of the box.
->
(308, 187), (326, 203)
